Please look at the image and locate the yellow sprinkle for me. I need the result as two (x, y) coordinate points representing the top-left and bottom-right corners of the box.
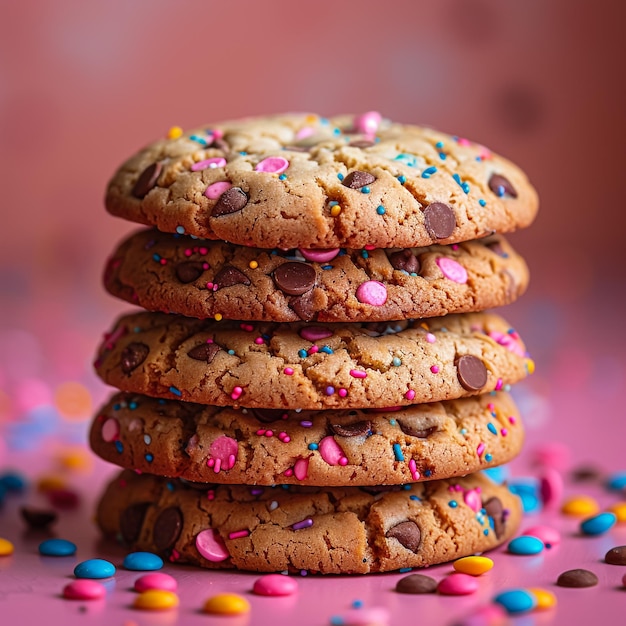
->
(37, 476), (66, 492)
(420, 323), (430, 331)
(248, 260), (259, 269)
(607, 502), (626, 522)
(305, 114), (317, 124)
(330, 205), (342, 217)
(529, 588), (557, 610)
(453, 555), (493, 576)
(0, 538), (14, 556)
(203, 593), (250, 616)
(561, 495), (599, 517)
(134, 590), (179, 611)
(58, 448), (93, 472)
(214, 313), (223, 322)
(167, 126), (183, 139)
(525, 358), (535, 375)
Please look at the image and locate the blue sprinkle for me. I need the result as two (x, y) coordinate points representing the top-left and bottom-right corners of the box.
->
(494, 589), (537, 615)
(581, 512), (617, 536)
(308, 443), (319, 450)
(123, 551), (163, 571)
(475, 156), (483, 162)
(39, 538), (77, 557)
(166, 482), (175, 491)
(228, 349), (235, 355)
(497, 185), (505, 197)
(329, 200), (339, 206)
(487, 423), (498, 435)
(322, 264), (333, 270)
(337, 173), (344, 181)
(0, 472), (27, 493)
(410, 495), (420, 501)
(115, 441), (123, 453)
(399, 567), (413, 573)
(484, 529), (489, 536)
(376, 205), (386, 215)
(402, 485), (411, 490)
(508, 535), (544, 555)
(392, 357), (402, 366)
(424, 469), (432, 477)
(189, 134), (207, 145)
(449, 500), (458, 508)
(460, 428), (468, 436)
(279, 174), (287, 180)
(175, 226), (185, 234)
(439, 152), (447, 160)
(478, 199), (487, 207)
(333, 127), (341, 135)
(485, 453), (493, 462)
(462, 182), (470, 194)
(352, 600), (363, 609)
(389, 419), (396, 426)
(607, 472), (626, 491)
(158, 399), (166, 404)
(113, 404), (121, 411)
(453, 173), (462, 185)
(152, 253), (161, 262)
(169, 386), (182, 397)
(330, 617), (344, 626)
(239, 151), (247, 156)
(74, 559), (116, 579)
(361, 250), (369, 258)
(128, 401), (138, 410)
(397, 175), (407, 184)
(339, 249), (347, 255)
(393, 443), (404, 461)
(298, 349), (308, 358)
(421, 166), (437, 179)
(435, 141), (444, 149)
(320, 346), (334, 354)
(361, 186), (370, 194)
(145, 453), (154, 463)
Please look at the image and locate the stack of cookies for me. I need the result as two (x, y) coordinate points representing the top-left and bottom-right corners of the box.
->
(91, 113), (538, 574)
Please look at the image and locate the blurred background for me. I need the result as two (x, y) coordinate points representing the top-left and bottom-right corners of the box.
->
(0, 0), (624, 466)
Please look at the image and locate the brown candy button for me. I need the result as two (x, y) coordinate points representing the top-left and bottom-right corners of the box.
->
(342, 170), (376, 189)
(214, 265), (250, 289)
(20, 506), (57, 529)
(395, 573), (437, 594)
(605, 546), (626, 565)
(488, 174), (518, 198)
(250, 408), (289, 423)
(175, 262), (206, 284)
(348, 140), (376, 148)
(121, 343), (149, 374)
(132, 162), (162, 199)
(556, 569), (598, 588)
(273, 262), (316, 296)
(187, 343), (221, 364)
(153, 506), (183, 551)
(120, 502), (150, 544)
(455, 355), (488, 391)
(386, 521), (421, 553)
(330, 420), (372, 437)
(423, 203), (456, 239)
(483, 497), (505, 539)
(212, 187), (248, 217)
(396, 420), (437, 439)
(388, 249), (420, 274)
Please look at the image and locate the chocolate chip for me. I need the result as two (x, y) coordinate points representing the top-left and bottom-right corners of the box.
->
(571, 465), (603, 482)
(20, 506), (57, 529)
(120, 502), (150, 543)
(153, 507), (183, 551)
(121, 343), (149, 374)
(291, 290), (317, 321)
(342, 170), (376, 189)
(488, 174), (517, 198)
(395, 573), (437, 594)
(396, 420), (437, 438)
(187, 343), (221, 363)
(175, 262), (206, 284)
(349, 140), (376, 148)
(388, 249), (420, 274)
(210, 137), (230, 154)
(456, 355), (488, 391)
(330, 420), (372, 437)
(556, 569), (598, 588)
(132, 162), (162, 198)
(483, 497), (505, 539)
(484, 240), (506, 257)
(273, 262), (316, 296)
(212, 187), (248, 217)
(214, 265), (250, 289)
(250, 408), (289, 423)
(386, 521), (421, 552)
(423, 203), (456, 239)
(605, 546), (626, 565)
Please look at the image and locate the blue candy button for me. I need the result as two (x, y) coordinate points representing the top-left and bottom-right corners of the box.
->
(508, 535), (545, 555)
(607, 472), (626, 491)
(38, 538), (77, 557)
(580, 512), (617, 536)
(74, 558), (116, 579)
(123, 551), (164, 571)
(0, 471), (27, 493)
(494, 589), (537, 614)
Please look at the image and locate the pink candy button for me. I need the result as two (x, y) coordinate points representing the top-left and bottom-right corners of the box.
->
(539, 468), (564, 509)
(523, 525), (561, 548)
(294, 457), (309, 481)
(437, 573), (479, 595)
(298, 248), (340, 263)
(255, 156), (289, 174)
(299, 326), (333, 341)
(204, 181), (232, 199)
(252, 574), (299, 596)
(63, 580), (106, 600)
(356, 281), (388, 306)
(192, 157), (227, 171)
(318, 436), (347, 466)
(134, 573), (178, 593)
(101, 418), (119, 442)
(436, 257), (468, 284)
(354, 111), (382, 135)
(196, 529), (230, 562)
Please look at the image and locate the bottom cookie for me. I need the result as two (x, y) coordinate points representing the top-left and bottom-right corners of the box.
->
(97, 470), (521, 574)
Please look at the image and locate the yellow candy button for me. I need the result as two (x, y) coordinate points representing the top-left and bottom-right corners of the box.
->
(529, 587), (557, 610)
(0, 538), (15, 556)
(203, 593), (251, 615)
(453, 556), (494, 576)
(167, 126), (183, 139)
(607, 502), (626, 523)
(37, 476), (66, 492)
(561, 495), (600, 517)
(134, 590), (179, 611)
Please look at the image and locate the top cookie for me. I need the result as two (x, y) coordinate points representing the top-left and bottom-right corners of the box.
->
(106, 113), (538, 250)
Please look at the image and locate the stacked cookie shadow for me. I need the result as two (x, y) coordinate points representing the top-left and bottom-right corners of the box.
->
(91, 113), (538, 574)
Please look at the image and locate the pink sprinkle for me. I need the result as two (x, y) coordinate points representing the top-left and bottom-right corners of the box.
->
(296, 126), (315, 140)
(495, 378), (503, 391)
(476, 443), (485, 457)
(240, 323), (254, 332)
(405, 389), (416, 401)
(228, 454), (236, 467)
(207, 458), (215, 467)
(169, 549), (180, 562)
(457, 137), (471, 147)
(255, 156), (289, 174)
(199, 248), (208, 255)
(282, 436), (291, 443)
(308, 345), (319, 354)
(430, 365), (439, 374)
(284, 469), (294, 477)
(364, 244), (376, 251)
(356, 280), (388, 306)
(350, 369), (367, 379)
(463, 488), (482, 512)
(487, 403), (495, 410)
(501, 428), (508, 437)
(204, 181), (232, 199)
(436, 257), (468, 284)
(354, 111), (382, 135)
(409, 459), (420, 481)
(192, 157), (227, 171)
(338, 388), (348, 397)
(284, 367), (294, 376)
(228, 530), (250, 540)
(508, 416), (517, 424)
(294, 457), (309, 481)
(230, 386), (243, 400)
(426, 333), (436, 343)
(339, 457), (348, 466)
(206, 282), (214, 290)
(213, 458), (222, 473)
(184, 248), (192, 257)
(451, 244), (459, 250)
(255, 337), (264, 345)
(265, 430), (273, 437)
(207, 490), (215, 500)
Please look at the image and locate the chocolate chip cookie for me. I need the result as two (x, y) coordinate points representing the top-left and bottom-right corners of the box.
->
(105, 113), (538, 250)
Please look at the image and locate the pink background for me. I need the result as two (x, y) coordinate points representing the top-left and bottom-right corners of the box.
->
(1, 2), (625, 624)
